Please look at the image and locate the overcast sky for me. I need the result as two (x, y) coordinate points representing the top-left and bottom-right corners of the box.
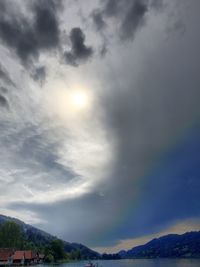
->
(0, 0), (200, 253)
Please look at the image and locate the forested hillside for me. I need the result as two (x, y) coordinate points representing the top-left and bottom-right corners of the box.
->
(119, 232), (200, 258)
(0, 214), (99, 262)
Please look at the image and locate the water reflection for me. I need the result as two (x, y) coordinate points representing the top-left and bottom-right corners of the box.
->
(42, 259), (200, 267)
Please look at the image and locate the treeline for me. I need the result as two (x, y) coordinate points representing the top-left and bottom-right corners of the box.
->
(44, 239), (84, 262)
(101, 253), (121, 260)
(119, 232), (200, 259)
(0, 221), (25, 249)
(0, 221), (90, 262)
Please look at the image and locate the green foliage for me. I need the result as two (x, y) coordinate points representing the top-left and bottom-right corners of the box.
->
(45, 253), (54, 263)
(44, 239), (66, 262)
(0, 221), (44, 251)
(51, 239), (65, 261)
(0, 219), (99, 262)
(65, 252), (72, 260)
(70, 249), (81, 260)
(0, 221), (24, 249)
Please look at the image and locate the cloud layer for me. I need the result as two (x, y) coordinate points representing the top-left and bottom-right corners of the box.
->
(0, 0), (200, 251)
(0, 0), (60, 64)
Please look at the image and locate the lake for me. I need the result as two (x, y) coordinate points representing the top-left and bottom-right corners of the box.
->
(41, 259), (200, 267)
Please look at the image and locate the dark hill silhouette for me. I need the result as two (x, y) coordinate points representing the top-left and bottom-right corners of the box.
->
(119, 231), (200, 258)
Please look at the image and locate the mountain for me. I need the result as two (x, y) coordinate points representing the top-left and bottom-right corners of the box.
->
(119, 231), (200, 258)
(0, 214), (99, 259)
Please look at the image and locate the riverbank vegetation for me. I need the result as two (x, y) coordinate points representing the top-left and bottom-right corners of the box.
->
(0, 221), (93, 262)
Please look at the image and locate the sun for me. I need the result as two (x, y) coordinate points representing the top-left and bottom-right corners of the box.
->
(44, 81), (93, 122)
(71, 91), (88, 108)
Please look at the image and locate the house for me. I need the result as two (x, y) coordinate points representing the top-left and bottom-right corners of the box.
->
(24, 250), (38, 265)
(13, 250), (39, 265)
(13, 251), (25, 265)
(0, 248), (14, 264)
(0, 249), (40, 265)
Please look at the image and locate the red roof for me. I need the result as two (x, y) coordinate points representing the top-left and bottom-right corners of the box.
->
(0, 249), (14, 261)
(0, 250), (36, 261)
(13, 251), (24, 260)
(24, 250), (34, 259)
(13, 250), (36, 260)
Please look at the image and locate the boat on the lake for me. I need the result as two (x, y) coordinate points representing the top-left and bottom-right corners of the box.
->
(84, 262), (96, 267)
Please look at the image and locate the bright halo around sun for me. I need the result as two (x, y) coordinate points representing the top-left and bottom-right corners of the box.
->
(70, 90), (89, 109)
(44, 80), (94, 122)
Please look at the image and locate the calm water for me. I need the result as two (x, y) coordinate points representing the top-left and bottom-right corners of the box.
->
(41, 259), (200, 267)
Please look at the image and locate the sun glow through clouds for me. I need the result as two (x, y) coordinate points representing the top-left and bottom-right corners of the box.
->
(36, 79), (113, 205)
(70, 91), (88, 109)
(44, 80), (94, 122)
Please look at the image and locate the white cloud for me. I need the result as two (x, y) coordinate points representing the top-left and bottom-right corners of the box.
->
(0, 50), (113, 215)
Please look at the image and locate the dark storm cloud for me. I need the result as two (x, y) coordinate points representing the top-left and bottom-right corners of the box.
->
(91, 0), (163, 41)
(0, 0), (60, 65)
(31, 66), (46, 84)
(64, 27), (93, 67)
(120, 0), (148, 40)
(32, 0), (60, 50)
(122, 127), (200, 239)
(0, 0), (7, 14)
(91, 0), (200, 245)
(7, 191), (122, 246)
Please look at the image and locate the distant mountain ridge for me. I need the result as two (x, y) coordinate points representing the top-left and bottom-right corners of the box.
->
(119, 231), (200, 258)
(0, 214), (99, 259)
(2, 214), (200, 259)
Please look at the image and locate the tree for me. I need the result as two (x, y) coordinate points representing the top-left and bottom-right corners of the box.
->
(70, 249), (82, 260)
(45, 253), (54, 263)
(0, 221), (24, 249)
(49, 239), (65, 261)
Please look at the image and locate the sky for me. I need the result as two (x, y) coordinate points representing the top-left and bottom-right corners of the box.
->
(0, 0), (200, 253)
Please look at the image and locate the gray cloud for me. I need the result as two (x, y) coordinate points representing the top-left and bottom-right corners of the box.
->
(91, 9), (107, 32)
(0, 64), (14, 110)
(0, 94), (9, 109)
(0, 0), (60, 65)
(99, 42), (108, 57)
(32, 0), (60, 50)
(0, 64), (15, 87)
(91, 0), (200, 245)
(0, 0), (200, 251)
(120, 0), (148, 40)
(0, 0), (95, 70)
(64, 27), (93, 67)
(102, 0), (123, 17)
(8, 191), (122, 246)
(0, 87), (8, 94)
(31, 66), (46, 84)
(91, 0), (163, 41)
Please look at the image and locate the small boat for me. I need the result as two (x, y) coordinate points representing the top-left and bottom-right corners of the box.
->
(84, 262), (96, 267)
